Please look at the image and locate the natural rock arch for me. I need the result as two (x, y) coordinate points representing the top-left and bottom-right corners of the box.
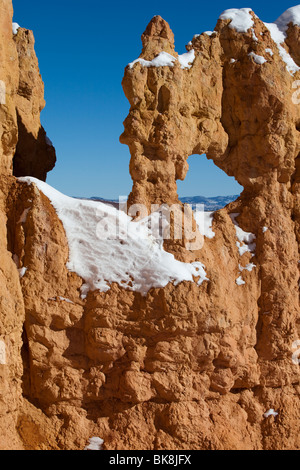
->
(120, 11), (300, 371)
(120, 13), (300, 210)
(1, 4), (300, 450)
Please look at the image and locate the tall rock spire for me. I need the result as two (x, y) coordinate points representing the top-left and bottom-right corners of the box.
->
(140, 15), (176, 60)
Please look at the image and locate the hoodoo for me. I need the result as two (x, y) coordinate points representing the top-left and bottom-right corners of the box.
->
(0, 1), (300, 450)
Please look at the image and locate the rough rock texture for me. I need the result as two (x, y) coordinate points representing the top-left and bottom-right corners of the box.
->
(12, 27), (56, 181)
(0, 0), (56, 450)
(1, 3), (300, 450)
(120, 13), (300, 383)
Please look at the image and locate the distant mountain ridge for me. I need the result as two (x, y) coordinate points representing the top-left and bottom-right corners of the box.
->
(179, 195), (239, 211)
(87, 195), (239, 211)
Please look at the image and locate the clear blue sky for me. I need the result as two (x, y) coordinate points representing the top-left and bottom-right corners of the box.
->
(12, 0), (295, 198)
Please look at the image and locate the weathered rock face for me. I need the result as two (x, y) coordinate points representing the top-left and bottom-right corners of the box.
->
(13, 28), (56, 181)
(0, 0), (56, 450)
(120, 10), (300, 383)
(121, 14), (300, 205)
(1, 3), (300, 450)
(0, 2), (55, 181)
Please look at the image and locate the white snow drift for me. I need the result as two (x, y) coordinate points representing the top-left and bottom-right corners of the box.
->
(129, 50), (195, 70)
(19, 177), (208, 297)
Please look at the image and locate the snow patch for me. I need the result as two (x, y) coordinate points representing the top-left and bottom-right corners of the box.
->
(248, 52), (267, 64)
(265, 48), (274, 56)
(274, 5), (300, 31)
(12, 23), (20, 35)
(262, 226), (268, 233)
(236, 276), (245, 286)
(230, 213), (256, 256)
(264, 409), (278, 418)
(129, 50), (195, 70)
(178, 49), (195, 69)
(251, 28), (258, 41)
(239, 263), (256, 272)
(0, 340), (6, 365)
(84, 437), (104, 451)
(18, 177), (209, 297)
(219, 8), (254, 33)
(0, 80), (6, 105)
(128, 51), (176, 69)
(236, 263), (256, 286)
(19, 267), (27, 278)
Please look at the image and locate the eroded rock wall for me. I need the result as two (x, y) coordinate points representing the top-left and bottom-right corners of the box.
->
(0, 0), (56, 449)
(0, 3), (300, 450)
(121, 10), (300, 399)
(13, 28), (56, 181)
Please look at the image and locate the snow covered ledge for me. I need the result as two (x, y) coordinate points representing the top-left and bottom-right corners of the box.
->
(128, 50), (195, 70)
(18, 177), (208, 298)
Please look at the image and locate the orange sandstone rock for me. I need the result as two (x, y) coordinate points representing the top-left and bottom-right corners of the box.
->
(0, 3), (300, 451)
